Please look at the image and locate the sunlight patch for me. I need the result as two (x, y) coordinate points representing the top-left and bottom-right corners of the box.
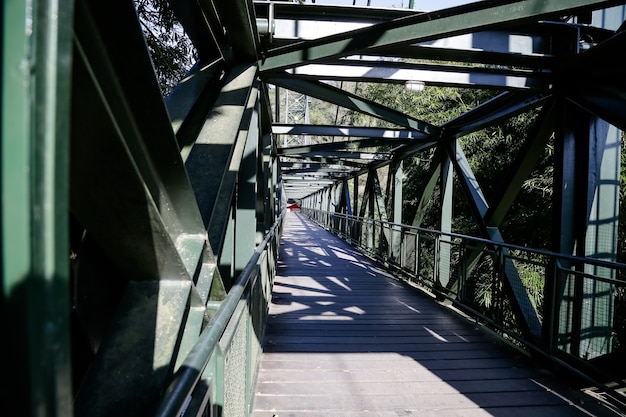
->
(343, 306), (366, 315)
(397, 299), (421, 314)
(331, 249), (358, 262)
(299, 314), (353, 321)
(453, 332), (470, 342)
(326, 276), (352, 291)
(424, 326), (448, 342)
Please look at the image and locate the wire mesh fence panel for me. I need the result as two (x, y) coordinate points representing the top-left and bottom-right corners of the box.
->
(417, 233), (437, 290)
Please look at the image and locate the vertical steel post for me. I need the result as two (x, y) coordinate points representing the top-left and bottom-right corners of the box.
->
(236, 95), (261, 272)
(390, 160), (404, 262)
(439, 150), (454, 290)
(552, 99), (618, 359)
(2, 0), (74, 414)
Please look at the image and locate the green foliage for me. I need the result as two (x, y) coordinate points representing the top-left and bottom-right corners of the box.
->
(357, 83), (500, 232)
(134, 0), (197, 96)
(355, 80), (554, 327)
(461, 108), (554, 249)
(359, 83), (489, 126)
(357, 81), (553, 249)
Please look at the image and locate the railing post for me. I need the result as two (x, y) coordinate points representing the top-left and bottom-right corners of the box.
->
(385, 223), (390, 261)
(544, 259), (559, 354)
(400, 228), (406, 271)
(434, 234), (440, 290)
(458, 241), (467, 303)
(414, 231), (420, 277)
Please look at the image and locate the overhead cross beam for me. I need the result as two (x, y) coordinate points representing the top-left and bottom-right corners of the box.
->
(259, 0), (620, 72)
(267, 73), (440, 134)
(273, 124), (430, 140)
(288, 60), (551, 91)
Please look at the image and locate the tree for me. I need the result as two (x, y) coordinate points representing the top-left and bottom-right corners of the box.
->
(134, 0), (197, 96)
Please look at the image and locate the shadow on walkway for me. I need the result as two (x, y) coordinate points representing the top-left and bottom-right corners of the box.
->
(252, 212), (619, 417)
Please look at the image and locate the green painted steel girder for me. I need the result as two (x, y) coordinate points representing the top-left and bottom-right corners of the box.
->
(281, 158), (367, 167)
(554, 29), (626, 132)
(443, 91), (549, 139)
(169, 0), (225, 62)
(259, 0), (621, 72)
(410, 147), (444, 228)
(210, 72), (260, 260)
(166, 60), (227, 143)
(283, 150), (390, 161)
(72, 0), (206, 280)
(214, 0), (260, 61)
(288, 60), (551, 91)
(282, 167), (360, 176)
(273, 124), (429, 140)
(2, 0), (74, 414)
(185, 64), (259, 233)
(266, 73), (440, 135)
(444, 139), (543, 338)
(266, 15), (587, 69)
(278, 138), (413, 155)
(484, 101), (555, 227)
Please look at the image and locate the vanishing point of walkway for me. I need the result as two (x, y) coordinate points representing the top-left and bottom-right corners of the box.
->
(251, 212), (614, 417)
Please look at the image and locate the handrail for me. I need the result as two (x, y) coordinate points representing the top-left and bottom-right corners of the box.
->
(301, 207), (626, 410)
(154, 211), (285, 417)
(305, 208), (626, 277)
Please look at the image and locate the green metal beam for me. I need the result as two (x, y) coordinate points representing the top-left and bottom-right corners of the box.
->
(70, 2), (227, 415)
(235, 97), (261, 271)
(273, 124), (429, 140)
(281, 155), (370, 167)
(445, 139), (542, 338)
(166, 60), (226, 144)
(410, 148), (443, 227)
(2, 0), (74, 414)
(289, 60), (551, 91)
(260, 0), (620, 72)
(74, 281), (193, 416)
(278, 138), (413, 155)
(205, 75), (261, 265)
(281, 150), (390, 161)
(72, 0), (205, 280)
(484, 100), (555, 227)
(281, 166), (361, 176)
(266, 73), (440, 135)
(214, 0), (259, 61)
(550, 99), (618, 359)
(169, 0), (225, 62)
(267, 19), (584, 70)
(555, 30), (626, 132)
(185, 64), (258, 231)
(443, 91), (549, 139)
(438, 146), (454, 290)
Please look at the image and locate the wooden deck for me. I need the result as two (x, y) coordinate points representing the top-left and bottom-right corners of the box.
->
(251, 212), (615, 417)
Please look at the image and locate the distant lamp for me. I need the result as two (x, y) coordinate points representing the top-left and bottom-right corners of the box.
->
(405, 80), (425, 92)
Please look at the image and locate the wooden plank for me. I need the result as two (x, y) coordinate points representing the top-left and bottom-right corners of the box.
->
(251, 391), (571, 410)
(254, 378), (548, 395)
(254, 367), (537, 384)
(257, 357), (524, 371)
(250, 407), (594, 417)
(250, 212), (612, 417)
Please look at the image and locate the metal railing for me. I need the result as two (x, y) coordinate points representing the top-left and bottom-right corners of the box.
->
(155, 212), (284, 417)
(302, 207), (626, 409)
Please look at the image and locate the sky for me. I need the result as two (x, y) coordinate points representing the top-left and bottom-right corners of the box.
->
(308, 0), (480, 11)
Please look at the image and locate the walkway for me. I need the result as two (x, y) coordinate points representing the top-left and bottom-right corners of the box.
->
(251, 212), (614, 417)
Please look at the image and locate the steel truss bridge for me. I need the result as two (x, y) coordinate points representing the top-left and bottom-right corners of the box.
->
(3, 0), (626, 415)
